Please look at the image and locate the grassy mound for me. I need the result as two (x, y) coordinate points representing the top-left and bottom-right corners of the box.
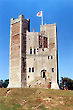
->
(0, 88), (73, 110)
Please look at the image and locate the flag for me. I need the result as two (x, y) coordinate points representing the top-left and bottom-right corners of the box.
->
(36, 11), (43, 25)
(36, 11), (42, 17)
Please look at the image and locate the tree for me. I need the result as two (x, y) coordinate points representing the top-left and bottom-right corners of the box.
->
(2, 79), (9, 88)
(60, 77), (73, 90)
(0, 80), (3, 88)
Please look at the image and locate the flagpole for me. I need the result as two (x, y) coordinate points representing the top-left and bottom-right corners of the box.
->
(41, 11), (43, 25)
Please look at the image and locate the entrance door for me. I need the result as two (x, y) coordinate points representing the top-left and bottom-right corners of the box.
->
(43, 72), (45, 78)
(41, 70), (46, 79)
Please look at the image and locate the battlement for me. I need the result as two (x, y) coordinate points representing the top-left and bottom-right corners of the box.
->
(10, 15), (30, 25)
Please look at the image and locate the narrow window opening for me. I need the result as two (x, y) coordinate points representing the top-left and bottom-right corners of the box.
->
(44, 37), (48, 48)
(29, 68), (31, 72)
(51, 56), (53, 59)
(30, 48), (32, 54)
(39, 35), (42, 48)
(48, 56), (49, 59)
(32, 67), (34, 72)
(34, 49), (36, 54)
(52, 68), (54, 72)
(28, 76), (29, 78)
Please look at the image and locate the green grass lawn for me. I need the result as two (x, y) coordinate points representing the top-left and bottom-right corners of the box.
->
(0, 88), (73, 110)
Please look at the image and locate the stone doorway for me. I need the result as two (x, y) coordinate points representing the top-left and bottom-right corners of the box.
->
(43, 72), (45, 78)
(41, 70), (46, 79)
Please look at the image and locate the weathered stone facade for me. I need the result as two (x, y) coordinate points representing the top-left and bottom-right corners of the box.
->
(9, 15), (59, 89)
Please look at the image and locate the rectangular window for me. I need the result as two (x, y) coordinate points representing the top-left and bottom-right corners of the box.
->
(52, 68), (54, 72)
(29, 68), (31, 72)
(48, 56), (49, 59)
(39, 35), (48, 48)
(44, 37), (48, 48)
(39, 35), (42, 48)
(51, 56), (53, 59)
(34, 49), (36, 54)
(32, 67), (34, 72)
(30, 48), (32, 54)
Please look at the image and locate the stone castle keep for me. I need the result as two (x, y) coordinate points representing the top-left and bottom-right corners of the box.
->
(9, 15), (59, 89)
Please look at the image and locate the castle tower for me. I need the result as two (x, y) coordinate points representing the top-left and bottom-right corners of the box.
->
(9, 15), (59, 89)
(9, 15), (30, 87)
(40, 23), (59, 89)
(26, 23), (59, 89)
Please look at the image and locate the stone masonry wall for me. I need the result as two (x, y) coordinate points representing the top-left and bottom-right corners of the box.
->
(26, 23), (59, 89)
(9, 15), (30, 88)
(21, 19), (30, 87)
(9, 21), (21, 87)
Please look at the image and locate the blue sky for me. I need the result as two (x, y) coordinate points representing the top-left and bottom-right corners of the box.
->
(0, 0), (73, 81)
